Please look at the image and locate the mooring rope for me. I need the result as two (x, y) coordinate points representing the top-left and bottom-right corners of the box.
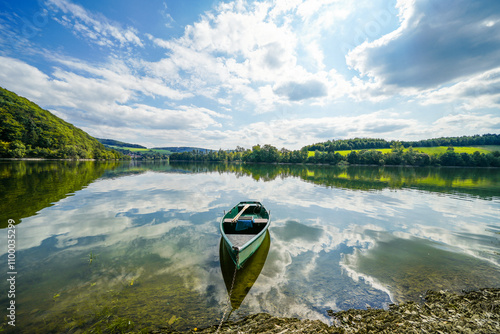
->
(216, 253), (239, 333)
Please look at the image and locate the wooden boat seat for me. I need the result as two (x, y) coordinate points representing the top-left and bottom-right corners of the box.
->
(225, 234), (256, 248)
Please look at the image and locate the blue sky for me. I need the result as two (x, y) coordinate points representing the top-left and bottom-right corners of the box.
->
(0, 0), (499, 149)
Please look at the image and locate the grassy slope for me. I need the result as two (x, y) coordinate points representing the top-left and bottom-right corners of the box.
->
(106, 145), (149, 152)
(105, 145), (173, 154)
(310, 146), (500, 157)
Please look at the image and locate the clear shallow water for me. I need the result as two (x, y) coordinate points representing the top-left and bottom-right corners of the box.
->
(0, 161), (499, 332)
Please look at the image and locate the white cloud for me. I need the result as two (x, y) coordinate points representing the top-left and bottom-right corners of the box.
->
(52, 56), (192, 100)
(431, 113), (500, 135)
(145, 0), (354, 110)
(46, 0), (143, 47)
(0, 56), (227, 137)
(303, 40), (325, 70)
(418, 69), (500, 110)
(75, 103), (226, 130)
(0, 56), (129, 121)
(274, 79), (328, 101)
(0, 56), (51, 100)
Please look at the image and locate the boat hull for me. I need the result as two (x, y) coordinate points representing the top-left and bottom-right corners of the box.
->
(222, 227), (268, 269)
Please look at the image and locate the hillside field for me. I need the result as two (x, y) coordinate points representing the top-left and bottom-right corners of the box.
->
(308, 146), (500, 157)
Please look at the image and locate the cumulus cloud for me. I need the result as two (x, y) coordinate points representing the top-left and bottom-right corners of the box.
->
(274, 79), (328, 101)
(348, 0), (500, 89)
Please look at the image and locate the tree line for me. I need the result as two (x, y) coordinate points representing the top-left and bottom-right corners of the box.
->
(170, 141), (500, 167)
(305, 134), (500, 152)
(115, 148), (169, 160)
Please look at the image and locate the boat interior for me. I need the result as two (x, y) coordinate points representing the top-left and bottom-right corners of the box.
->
(222, 219), (268, 235)
(223, 221), (268, 248)
(222, 203), (269, 247)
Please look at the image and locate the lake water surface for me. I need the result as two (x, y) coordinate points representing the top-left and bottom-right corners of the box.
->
(1, 161), (499, 332)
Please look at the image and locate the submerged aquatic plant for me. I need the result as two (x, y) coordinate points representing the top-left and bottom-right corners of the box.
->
(88, 251), (97, 265)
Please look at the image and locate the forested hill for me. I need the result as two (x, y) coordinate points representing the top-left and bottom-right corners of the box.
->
(0, 87), (122, 159)
(97, 138), (147, 149)
(152, 146), (214, 153)
(305, 134), (500, 152)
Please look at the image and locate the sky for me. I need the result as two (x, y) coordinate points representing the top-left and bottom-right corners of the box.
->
(0, 0), (499, 150)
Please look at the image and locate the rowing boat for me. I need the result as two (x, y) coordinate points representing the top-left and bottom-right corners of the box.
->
(220, 201), (271, 269)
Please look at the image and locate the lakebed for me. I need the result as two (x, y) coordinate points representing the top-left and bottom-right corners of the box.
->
(186, 288), (500, 333)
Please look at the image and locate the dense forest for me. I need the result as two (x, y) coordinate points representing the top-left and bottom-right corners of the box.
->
(170, 139), (500, 167)
(0, 87), (124, 159)
(113, 148), (170, 160)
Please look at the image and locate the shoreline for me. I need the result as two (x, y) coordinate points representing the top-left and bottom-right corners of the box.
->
(169, 160), (500, 168)
(1, 158), (498, 168)
(0, 157), (125, 161)
(156, 288), (499, 333)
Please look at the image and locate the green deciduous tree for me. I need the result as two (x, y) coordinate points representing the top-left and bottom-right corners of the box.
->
(9, 140), (26, 158)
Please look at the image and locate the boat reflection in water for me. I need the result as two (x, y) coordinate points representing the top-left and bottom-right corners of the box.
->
(219, 230), (271, 309)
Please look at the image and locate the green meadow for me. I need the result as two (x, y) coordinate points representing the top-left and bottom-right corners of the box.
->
(309, 146), (500, 157)
(107, 145), (149, 152)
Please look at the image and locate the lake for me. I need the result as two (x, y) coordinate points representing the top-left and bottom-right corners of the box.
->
(1, 160), (499, 332)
